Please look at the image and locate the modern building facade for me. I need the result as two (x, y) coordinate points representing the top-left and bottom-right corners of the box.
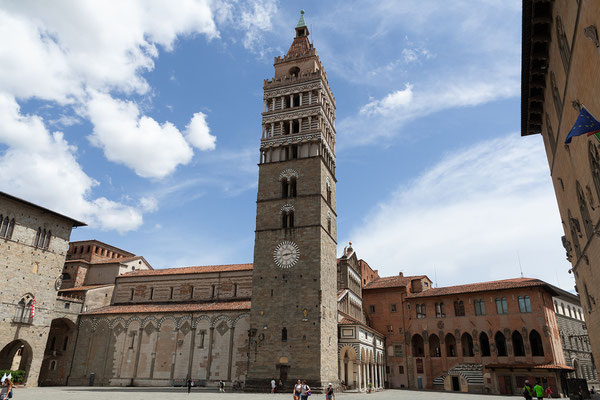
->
(522, 0), (600, 372)
(0, 192), (85, 386)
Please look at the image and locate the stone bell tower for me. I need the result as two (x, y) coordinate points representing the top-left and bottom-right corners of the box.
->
(246, 10), (338, 390)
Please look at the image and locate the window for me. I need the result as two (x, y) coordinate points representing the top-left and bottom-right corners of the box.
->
(0, 217), (14, 239)
(49, 336), (56, 351)
(369, 305), (376, 313)
(454, 300), (465, 316)
(495, 297), (508, 314)
(291, 145), (298, 158)
(435, 302), (445, 318)
(129, 288), (134, 301)
(495, 331), (507, 356)
(169, 287), (174, 300)
(327, 213), (331, 233)
(554, 300), (558, 312)
(561, 303), (566, 315)
(393, 345), (403, 357)
(387, 325), (394, 334)
(282, 327), (287, 341)
(568, 306), (573, 318)
(326, 182), (332, 205)
(479, 332), (491, 357)
(282, 179), (289, 198)
(589, 141), (600, 203)
(211, 285), (216, 299)
(529, 329), (544, 356)
(282, 211), (294, 228)
(518, 296), (532, 313)
(474, 299), (486, 315)
(512, 331), (526, 356)
(34, 228), (51, 249)
(546, 113), (556, 155)
(568, 210), (582, 258)
(290, 178), (297, 197)
(398, 366), (404, 374)
(429, 334), (441, 357)
(390, 303), (397, 312)
(49, 360), (56, 371)
(577, 181), (594, 239)
(198, 330), (206, 348)
(233, 283), (238, 298)
(149, 287), (154, 300)
(129, 332), (136, 349)
(416, 303), (426, 319)
(62, 336), (69, 351)
(556, 16), (571, 72)
(190, 286), (194, 299)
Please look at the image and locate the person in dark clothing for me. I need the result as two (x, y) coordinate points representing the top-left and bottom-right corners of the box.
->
(523, 380), (533, 400)
(187, 378), (193, 394)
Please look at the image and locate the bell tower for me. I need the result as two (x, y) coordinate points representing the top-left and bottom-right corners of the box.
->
(246, 10), (338, 390)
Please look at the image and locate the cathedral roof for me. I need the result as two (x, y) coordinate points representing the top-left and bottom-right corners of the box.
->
(406, 277), (553, 298)
(82, 300), (251, 315)
(120, 263), (253, 277)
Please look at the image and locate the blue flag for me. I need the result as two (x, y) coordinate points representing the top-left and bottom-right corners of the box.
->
(565, 106), (600, 144)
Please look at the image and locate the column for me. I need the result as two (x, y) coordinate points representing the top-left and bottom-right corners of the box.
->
(299, 92), (303, 106)
(308, 91), (312, 105)
(279, 121), (283, 135)
(132, 326), (144, 381)
(289, 120), (292, 134)
(262, 124), (265, 139)
(187, 326), (197, 379)
(357, 361), (361, 391)
(270, 123), (274, 138)
(206, 327), (215, 380)
(290, 94), (293, 107)
(298, 118), (302, 133)
(227, 326), (235, 380)
(281, 96), (285, 109)
(308, 116), (312, 131)
(263, 100), (267, 112)
(272, 98), (275, 111)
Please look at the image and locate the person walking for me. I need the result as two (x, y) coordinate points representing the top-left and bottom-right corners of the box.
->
(0, 378), (12, 400)
(523, 380), (533, 400)
(545, 386), (552, 398)
(187, 378), (193, 394)
(293, 379), (302, 400)
(300, 380), (310, 400)
(533, 381), (544, 400)
(325, 383), (335, 400)
(219, 380), (225, 393)
(271, 377), (276, 393)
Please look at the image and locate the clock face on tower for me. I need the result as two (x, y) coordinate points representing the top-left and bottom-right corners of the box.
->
(273, 241), (300, 269)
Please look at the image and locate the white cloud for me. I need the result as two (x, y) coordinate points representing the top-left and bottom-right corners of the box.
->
(344, 134), (574, 291)
(340, 67), (519, 145)
(0, 94), (142, 233)
(185, 112), (216, 151)
(140, 196), (159, 213)
(86, 92), (195, 179)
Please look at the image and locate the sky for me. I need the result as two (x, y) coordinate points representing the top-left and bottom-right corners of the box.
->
(0, 1), (575, 291)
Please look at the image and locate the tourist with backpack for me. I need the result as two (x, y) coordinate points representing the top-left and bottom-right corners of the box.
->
(523, 380), (533, 400)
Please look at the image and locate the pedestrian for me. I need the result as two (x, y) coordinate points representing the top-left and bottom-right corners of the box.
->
(533, 381), (544, 400)
(271, 377), (276, 393)
(300, 380), (310, 400)
(219, 379), (225, 393)
(293, 379), (302, 400)
(591, 386), (596, 395)
(278, 379), (283, 392)
(325, 383), (335, 400)
(578, 386), (584, 400)
(523, 380), (533, 400)
(545, 386), (552, 398)
(187, 377), (192, 394)
(0, 378), (12, 400)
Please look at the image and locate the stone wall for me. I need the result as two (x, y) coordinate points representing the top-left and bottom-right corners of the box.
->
(68, 311), (249, 386)
(0, 194), (78, 386)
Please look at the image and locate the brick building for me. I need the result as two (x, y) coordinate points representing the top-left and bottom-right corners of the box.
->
(363, 276), (585, 396)
(522, 0), (600, 373)
(0, 191), (84, 386)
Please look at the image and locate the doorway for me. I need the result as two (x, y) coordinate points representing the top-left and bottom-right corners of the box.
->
(0, 340), (33, 384)
(452, 376), (460, 391)
(279, 365), (289, 384)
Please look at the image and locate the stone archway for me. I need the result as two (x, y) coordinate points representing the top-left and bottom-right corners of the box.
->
(339, 346), (357, 389)
(38, 318), (77, 386)
(0, 340), (34, 384)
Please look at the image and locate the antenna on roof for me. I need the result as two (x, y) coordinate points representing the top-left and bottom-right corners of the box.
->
(517, 250), (523, 278)
(556, 270), (561, 288)
(434, 265), (438, 288)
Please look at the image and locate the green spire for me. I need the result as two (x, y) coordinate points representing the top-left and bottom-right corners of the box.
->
(296, 10), (306, 28)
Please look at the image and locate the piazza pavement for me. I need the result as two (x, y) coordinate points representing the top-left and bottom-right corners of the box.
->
(10, 387), (523, 400)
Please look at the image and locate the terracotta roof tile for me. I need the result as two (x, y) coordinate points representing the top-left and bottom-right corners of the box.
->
(83, 300), (251, 315)
(407, 278), (548, 298)
(58, 284), (112, 292)
(120, 263), (253, 277)
(486, 363), (575, 371)
(363, 275), (427, 290)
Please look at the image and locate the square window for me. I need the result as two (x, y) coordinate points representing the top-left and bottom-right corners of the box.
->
(369, 305), (376, 313)
(390, 303), (397, 312)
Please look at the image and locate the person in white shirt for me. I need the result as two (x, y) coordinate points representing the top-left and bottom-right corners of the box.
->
(271, 378), (276, 393)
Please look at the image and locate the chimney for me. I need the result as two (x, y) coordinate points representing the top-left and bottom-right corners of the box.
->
(399, 272), (403, 277)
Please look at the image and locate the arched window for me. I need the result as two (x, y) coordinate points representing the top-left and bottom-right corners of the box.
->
(554, 300), (558, 312)
(0, 216), (8, 237)
(6, 219), (15, 239)
(411, 334), (424, 357)
(530, 329), (544, 356)
(14, 294), (34, 324)
(49, 336), (56, 351)
(282, 327), (288, 342)
(289, 67), (300, 78)
(577, 182), (594, 239)
(61, 273), (72, 280)
(561, 303), (566, 315)
(282, 179), (289, 199)
(34, 228), (42, 247)
(454, 300), (465, 316)
(512, 331), (526, 356)
(43, 230), (51, 249)
(290, 178), (297, 197)
(429, 334), (441, 357)
(495, 331), (507, 356)
(461, 333), (474, 357)
(62, 336), (69, 351)
(568, 210), (582, 258)
(479, 332), (491, 357)
(589, 142), (600, 202)
(326, 180), (332, 205)
(49, 360), (56, 370)
(445, 333), (456, 357)
(568, 306), (573, 318)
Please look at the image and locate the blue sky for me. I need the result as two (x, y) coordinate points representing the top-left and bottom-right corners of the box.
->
(0, 1), (575, 290)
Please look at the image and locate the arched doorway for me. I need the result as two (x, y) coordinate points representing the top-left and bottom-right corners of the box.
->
(339, 346), (357, 389)
(0, 340), (33, 384)
(38, 318), (77, 386)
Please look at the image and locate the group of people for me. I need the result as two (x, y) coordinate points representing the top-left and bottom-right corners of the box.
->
(523, 380), (552, 399)
(290, 380), (335, 400)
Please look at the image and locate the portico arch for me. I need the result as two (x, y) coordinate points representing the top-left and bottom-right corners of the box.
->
(0, 340), (33, 383)
(339, 346), (357, 389)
